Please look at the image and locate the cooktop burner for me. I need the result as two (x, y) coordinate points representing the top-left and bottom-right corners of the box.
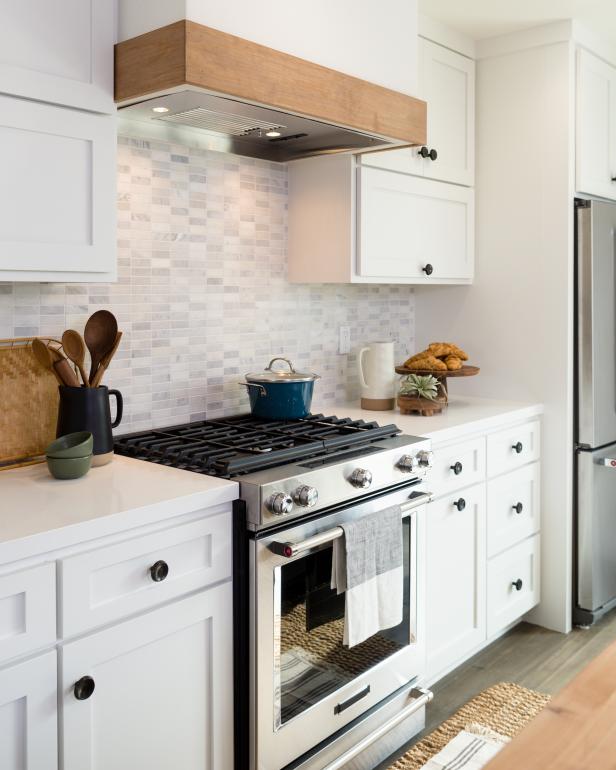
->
(114, 414), (401, 477)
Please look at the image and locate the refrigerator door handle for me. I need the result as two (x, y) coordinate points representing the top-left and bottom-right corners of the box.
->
(596, 458), (616, 467)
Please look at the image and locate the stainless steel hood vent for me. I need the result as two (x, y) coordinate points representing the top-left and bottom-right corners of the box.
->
(156, 107), (285, 137)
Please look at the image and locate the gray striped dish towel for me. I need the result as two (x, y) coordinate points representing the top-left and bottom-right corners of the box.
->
(330, 505), (403, 647)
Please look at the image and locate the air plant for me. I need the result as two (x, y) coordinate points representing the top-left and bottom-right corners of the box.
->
(399, 373), (442, 401)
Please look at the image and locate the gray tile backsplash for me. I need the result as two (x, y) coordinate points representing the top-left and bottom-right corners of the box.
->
(0, 134), (415, 431)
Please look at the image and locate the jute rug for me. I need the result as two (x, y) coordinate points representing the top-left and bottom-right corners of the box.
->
(387, 682), (551, 769)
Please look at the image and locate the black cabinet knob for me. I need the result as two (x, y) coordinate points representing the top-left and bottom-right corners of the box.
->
(511, 579), (523, 592)
(150, 560), (169, 582)
(450, 461), (463, 475)
(74, 676), (95, 700)
(428, 148), (438, 161)
(422, 264), (434, 276)
(418, 145), (430, 158)
(512, 502), (524, 514)
(512, 442), (523, 454)
(453, 498), (466, 511)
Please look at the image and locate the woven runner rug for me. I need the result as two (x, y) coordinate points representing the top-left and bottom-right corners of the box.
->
(387, 682), (550, 769)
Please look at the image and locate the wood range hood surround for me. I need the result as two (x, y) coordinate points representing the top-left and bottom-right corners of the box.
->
(115, 20), (427, 162)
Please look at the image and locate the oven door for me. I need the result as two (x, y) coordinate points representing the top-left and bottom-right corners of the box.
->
(250, 485), (429, 770)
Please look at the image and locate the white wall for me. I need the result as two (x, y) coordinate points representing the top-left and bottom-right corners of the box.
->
(118, 0), (419, 95)
(415, 40), (575, 633)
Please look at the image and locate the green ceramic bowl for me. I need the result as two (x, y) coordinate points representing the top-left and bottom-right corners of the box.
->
(46, 432), (93, 459)
(46, 454), (92, 480)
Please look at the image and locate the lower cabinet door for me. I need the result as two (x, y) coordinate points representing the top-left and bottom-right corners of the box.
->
(487, 535), (540, 637)
(426, 483), (486, 679)
(0, 651), (58, 770)
(61, 582), (233, 770)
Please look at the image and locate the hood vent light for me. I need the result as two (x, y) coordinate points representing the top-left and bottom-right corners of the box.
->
(154, 106), (285, 137)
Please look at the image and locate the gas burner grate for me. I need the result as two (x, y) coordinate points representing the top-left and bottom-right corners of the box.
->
(114, 414), (401, 477)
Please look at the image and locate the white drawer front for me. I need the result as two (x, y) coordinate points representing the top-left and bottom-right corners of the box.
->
(487, 462), (540, 557)
(0, 563), (56, 665)
(60, 512), (231, 637)
(487, 420), (540, 478)
(431, 436), (486, 497)
(487, 535), (540, 637)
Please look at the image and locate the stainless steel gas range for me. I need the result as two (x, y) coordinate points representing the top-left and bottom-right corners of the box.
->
(115, 414), (434, 770)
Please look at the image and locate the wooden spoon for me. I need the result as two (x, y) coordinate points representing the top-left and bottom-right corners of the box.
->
(84, 310), (118, 385)
(32, 339), (79, 387)
(62, 329), (90, 387)
(91, 331), (122, 388)
(32, 338), (63, 385)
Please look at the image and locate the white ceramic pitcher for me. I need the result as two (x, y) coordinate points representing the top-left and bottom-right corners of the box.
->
(358, 341), (396, 410)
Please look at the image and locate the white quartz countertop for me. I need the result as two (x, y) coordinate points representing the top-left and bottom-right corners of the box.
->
(0, 455), (238, 565)
(315, 396), (544, 444)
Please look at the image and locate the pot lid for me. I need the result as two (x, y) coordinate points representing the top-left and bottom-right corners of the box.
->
(245, 357), (320, 384)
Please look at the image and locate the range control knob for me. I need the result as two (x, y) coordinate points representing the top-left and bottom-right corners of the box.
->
(293, 485), (319, 508)
(417, 450), (434, 469)
(266, 492), (294, 516)
(349, 468), (373, 489)
(397, 454), (420, 473)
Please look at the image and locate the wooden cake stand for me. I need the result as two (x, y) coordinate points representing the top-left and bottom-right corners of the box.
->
(395, 364), (480, 416)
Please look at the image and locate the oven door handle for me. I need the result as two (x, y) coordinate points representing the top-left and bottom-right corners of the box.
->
(321, 687), (434, 770)
(268, 491), (433, 558)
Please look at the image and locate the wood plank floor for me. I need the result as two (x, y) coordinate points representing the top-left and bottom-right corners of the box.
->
(377, 609), (616, 769)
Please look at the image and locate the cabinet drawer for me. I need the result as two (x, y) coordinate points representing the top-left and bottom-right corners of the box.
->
(487, 420), (540, 478)
(487, 535), (540, 637)
(431, 436), (486, 497)
(487, 463), (540, 557)
(0, 563), (56, 665)
(60, 512), (231, 637)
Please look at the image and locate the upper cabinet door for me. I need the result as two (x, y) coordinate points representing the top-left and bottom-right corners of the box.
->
(420, 39), (475, 187)
(0, 95), (117, 280)
(0, 0), (114, 113)
(358, 166), (474, 283)
(576, 49), (616, 201)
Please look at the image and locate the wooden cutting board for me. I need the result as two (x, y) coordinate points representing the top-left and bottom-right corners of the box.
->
(0, 338), (59, 469)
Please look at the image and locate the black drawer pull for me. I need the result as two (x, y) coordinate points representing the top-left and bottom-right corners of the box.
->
(150, 560), (169, 582)
(512, 442), (523, 454)
(453, 498), (466, 511)
(512, 579), (523, 592)
(422, 263), (434, 276)
(512, 502), (524, 514)
(450, 461), (463, 475)
(74, 676), (95, 700)
(334, 684), (371, 715)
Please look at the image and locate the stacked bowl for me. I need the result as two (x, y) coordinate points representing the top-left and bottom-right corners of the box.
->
(45, 432), (93, 480)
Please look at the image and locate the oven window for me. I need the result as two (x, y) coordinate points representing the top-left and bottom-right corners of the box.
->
(274, 518), (412, 726)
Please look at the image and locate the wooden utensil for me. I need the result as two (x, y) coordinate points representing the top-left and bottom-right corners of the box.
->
(84, 310), (118, 384)
(48, 347), (80, 388)
(32, 338), (64, 386)
(91, 331), (122, 388)
(62, 329), (90, 387)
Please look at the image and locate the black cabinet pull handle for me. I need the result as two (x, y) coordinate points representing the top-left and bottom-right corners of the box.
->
(512, 579), (523, 592)
(512, 442), (523, 454)
(512, 502), (524, 514)
(418, 146), (430, 158)
(74, 676), (95, 700)
(422, 263), (434, 276)
(428, 148), (438, 161)
(334, 684), (371, 714)
(450, 461), (463, 475)
(150, 560), (169, 582)
(453, 498), (466, 511)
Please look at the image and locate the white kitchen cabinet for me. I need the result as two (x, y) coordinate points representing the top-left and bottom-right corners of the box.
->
(61, 582), (233, 770)
(288, 155), (474, 285)
(0, 0), (114, 114)
(359, 167), (474, 282)
(576, 49), (616, 201)
(487, 535), (540, 637)
(0, 95), (117, 282)
(361, 39), (475, 187)
(426, 483), (486, 679)
(0, 651), (58, 770)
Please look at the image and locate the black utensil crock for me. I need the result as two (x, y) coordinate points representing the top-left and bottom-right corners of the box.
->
(56, 386), (123, 465)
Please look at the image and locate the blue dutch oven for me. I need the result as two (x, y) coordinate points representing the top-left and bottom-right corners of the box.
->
(241, 357), (320, 420)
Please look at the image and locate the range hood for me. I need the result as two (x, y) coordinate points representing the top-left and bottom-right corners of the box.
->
(115, 21), (427, 163)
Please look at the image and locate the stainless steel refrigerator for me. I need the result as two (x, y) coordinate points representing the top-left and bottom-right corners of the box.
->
(575, 198), (616, 625)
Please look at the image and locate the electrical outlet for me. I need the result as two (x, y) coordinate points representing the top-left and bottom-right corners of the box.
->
(338, 326), (351, 355)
